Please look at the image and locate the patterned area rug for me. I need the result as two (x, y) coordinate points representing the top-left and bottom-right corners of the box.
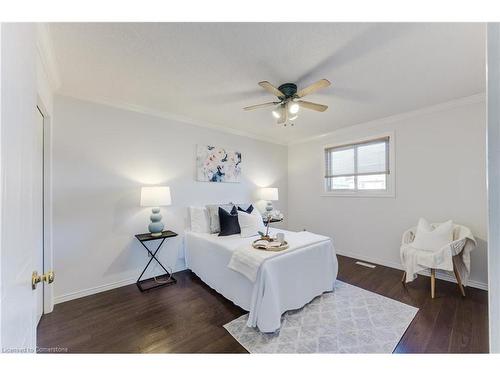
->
(224, 281), (418, 353)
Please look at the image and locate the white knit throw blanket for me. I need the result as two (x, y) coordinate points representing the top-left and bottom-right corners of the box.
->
(400, 225), (476, 285)
(227, 231), (330, 282)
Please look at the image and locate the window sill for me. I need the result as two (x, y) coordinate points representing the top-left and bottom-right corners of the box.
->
(321, 191), (395, 198)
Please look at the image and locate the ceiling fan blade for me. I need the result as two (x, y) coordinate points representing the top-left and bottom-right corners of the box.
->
(296, 79), (331, 98)
(243, 102), (278, 111)
(297, 100), (328, 112)
(258, 81), (285, 98)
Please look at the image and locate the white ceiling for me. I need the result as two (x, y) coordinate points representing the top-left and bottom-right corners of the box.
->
(48, 23), (486, 144)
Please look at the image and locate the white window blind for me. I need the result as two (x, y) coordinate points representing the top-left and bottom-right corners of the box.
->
(325, 137), (390, 191)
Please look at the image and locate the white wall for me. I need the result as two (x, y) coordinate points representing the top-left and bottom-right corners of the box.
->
(1, 23), (39, 350)
(52, 95), (288, 303)
(487, 23), (500, 353)
(288, 96), (488, 288)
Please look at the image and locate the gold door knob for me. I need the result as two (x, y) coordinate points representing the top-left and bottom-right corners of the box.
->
(32, 271), (42, 290)
(42, 271), (55, 284)
(32, 271), (55, 289)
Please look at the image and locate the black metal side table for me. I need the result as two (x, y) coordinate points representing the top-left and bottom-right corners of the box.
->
(134, 230), (178, 292)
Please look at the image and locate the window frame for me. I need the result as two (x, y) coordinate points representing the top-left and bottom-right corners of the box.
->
(322, 132), (395, 198)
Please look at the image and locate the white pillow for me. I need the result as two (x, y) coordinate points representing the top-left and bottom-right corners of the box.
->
(189, 206), (210, 233)
(412, 218), (454, 251)
(206, 204), (234, 233)
(238, 210), (265, 238)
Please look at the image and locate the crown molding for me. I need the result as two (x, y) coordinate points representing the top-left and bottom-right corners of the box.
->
(57, 91), (485, 148)
(36, 23), (61, 92)
(288, 92), (487, 146)
(60, 93), (288, 146)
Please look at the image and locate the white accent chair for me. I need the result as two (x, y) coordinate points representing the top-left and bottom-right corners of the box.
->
(400, 223), (476, 298)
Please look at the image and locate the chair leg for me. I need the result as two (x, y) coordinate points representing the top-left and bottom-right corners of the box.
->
(431, 269), (436, 299)
(452, 256), (466, 297)
(401, 271), (406, 284)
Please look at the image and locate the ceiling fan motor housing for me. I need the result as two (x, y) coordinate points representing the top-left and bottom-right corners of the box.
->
(278, 83), (297, 98)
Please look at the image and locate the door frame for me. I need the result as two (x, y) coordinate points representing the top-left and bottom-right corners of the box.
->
(36, 96), (54, 314)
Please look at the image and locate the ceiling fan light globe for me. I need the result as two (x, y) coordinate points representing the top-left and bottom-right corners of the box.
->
(289, 102), (300, 114)
(272, 110), (281, 119)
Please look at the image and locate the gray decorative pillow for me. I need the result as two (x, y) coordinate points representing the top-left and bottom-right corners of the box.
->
(206, 204), (235, 233)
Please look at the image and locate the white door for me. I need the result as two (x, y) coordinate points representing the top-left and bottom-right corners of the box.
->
(0, 22), (40, 352)
(34, 107), (44, 323)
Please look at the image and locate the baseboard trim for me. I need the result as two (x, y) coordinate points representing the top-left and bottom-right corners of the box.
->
(54, 265), (188, 304)
(336, 249), (488, 291)
(54, 250), (488, 305)
(54, 277), (137, 304)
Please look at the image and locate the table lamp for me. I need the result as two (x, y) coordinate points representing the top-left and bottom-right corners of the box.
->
(140, 186), (172, 236)
(259, 187), (279, 213)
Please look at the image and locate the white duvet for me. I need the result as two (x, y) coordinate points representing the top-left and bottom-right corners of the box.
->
(228, 231), (333, 282)
(185, 229), (338, 332)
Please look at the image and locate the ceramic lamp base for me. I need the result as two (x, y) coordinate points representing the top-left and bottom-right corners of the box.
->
(265, 201), (273, 212)
(148, 207), (164, 236)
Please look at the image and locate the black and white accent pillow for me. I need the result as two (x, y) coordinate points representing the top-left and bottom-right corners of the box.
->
(218, 206), (241, 236)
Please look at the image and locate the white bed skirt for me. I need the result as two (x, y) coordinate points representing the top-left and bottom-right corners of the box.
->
(185, 229), (338, 332)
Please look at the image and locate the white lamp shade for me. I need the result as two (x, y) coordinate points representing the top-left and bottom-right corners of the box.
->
(140, 186), (172, 207)
(259, 187), (279, 201)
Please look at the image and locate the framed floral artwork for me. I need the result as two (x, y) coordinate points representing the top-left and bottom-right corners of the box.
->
(196, 145), (242, 183)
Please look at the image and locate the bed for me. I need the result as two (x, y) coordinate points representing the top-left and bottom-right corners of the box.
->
(185, 228), (338, 333)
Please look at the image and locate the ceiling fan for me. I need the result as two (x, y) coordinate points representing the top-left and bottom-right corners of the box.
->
(243, 79), (331, 126)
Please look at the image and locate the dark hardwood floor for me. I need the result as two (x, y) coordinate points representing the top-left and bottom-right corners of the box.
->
(37, 255), (489, 353)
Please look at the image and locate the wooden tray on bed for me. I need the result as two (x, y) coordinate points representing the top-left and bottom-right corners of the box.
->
(252, 239), (289, 252)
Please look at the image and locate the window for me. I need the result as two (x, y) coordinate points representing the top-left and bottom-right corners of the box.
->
(324, 136), (392, 195)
